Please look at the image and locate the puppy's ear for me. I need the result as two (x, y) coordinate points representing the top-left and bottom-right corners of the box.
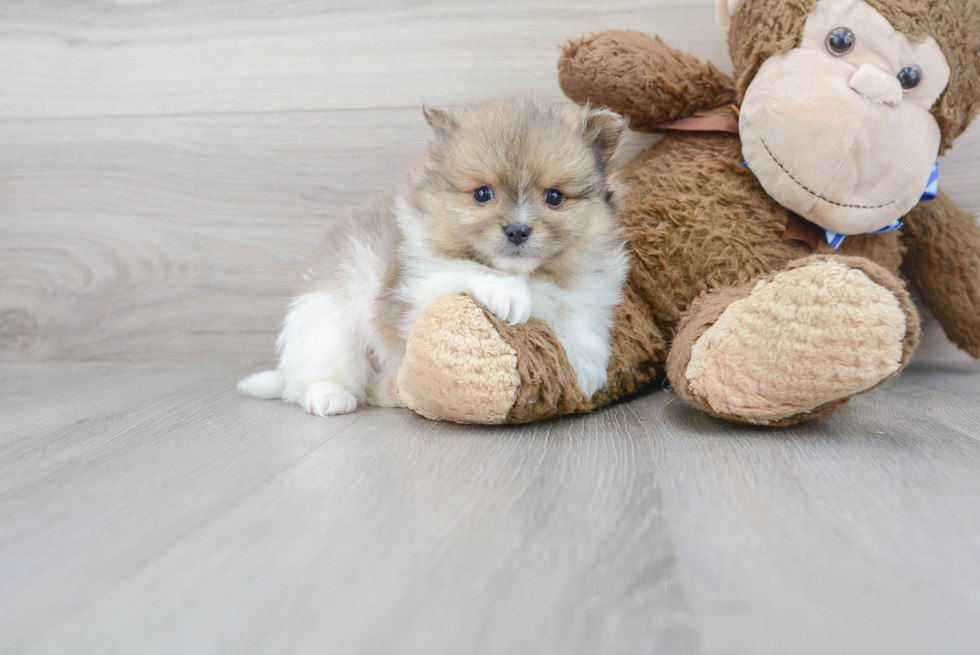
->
(583, 107), (625, 171)
(423, 104), (458, 139)
(715, 0), (743, 32)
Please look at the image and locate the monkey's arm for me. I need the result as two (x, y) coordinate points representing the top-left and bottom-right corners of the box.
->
(397, 286), (666, 424)
(901, 191), (980, 358)
(558, 30), (736, 131)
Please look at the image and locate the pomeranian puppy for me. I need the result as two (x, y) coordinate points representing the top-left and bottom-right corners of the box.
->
(239, 95), (629, 416)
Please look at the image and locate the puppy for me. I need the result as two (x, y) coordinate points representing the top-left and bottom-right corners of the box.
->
(239, 95), (629, 416)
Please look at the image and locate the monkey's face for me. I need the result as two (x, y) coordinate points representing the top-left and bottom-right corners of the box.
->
(738, 0), (950, 235)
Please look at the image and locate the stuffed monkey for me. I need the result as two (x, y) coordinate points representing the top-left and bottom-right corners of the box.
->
(396, 0), (980, 426)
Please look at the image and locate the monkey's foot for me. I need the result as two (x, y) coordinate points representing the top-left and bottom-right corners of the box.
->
(397, 294), (592, 424)
(667, 256), (920, 426)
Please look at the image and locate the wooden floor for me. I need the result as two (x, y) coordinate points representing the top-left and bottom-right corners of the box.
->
(1, 353), (979, 654)
(2, 1), (980, 652)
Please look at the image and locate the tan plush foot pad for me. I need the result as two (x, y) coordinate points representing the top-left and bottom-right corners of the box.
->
(397, 294), (593, 425)
(668, 256), (920, 426)
(397, 295), (521, 424)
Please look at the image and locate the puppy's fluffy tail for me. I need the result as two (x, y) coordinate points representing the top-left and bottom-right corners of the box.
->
(238, 370), (285, 399)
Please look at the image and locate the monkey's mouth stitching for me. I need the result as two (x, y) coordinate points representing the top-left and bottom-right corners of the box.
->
(761, 140), (895, 210)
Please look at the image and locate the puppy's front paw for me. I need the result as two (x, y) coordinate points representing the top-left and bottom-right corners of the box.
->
(303, 381), (357, 416)
(471, 277), (533, 325)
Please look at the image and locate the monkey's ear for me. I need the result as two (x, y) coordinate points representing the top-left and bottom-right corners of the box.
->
(423, 104), (458, 139)
(715, 0), (744, 32)
(583, 107), (626, 170)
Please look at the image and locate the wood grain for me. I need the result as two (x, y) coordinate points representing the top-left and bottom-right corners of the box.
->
(0, 109), (426, 360)
(0, 0), (730, 121)
(1, 359), (979, 653)
(0, 361), (697, 654)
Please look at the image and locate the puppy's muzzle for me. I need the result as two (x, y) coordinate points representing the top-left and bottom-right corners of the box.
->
(504, 223), (532, 246)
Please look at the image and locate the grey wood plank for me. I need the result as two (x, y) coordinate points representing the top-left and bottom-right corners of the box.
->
(1, 359), (979, 654)
(1, 108), (977, 362)
(0, 0), (729, 121)
(0, 108), (426, 361)
(657, 361), (980, 655)
(0, 361), (695, 655)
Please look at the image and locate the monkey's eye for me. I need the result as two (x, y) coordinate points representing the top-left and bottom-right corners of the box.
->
(898, 66), (921, 91)
(473, 186), (494, 204)
(544, 188), (565, 209)
(826, 27), (855, 56)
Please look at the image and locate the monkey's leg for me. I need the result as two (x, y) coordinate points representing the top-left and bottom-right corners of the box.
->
(396, 287), (666, 424)
(666, 255), (920, 426)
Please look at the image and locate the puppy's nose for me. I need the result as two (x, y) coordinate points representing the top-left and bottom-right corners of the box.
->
(503, 223), (532, 246)
(849, 64), (902, 106)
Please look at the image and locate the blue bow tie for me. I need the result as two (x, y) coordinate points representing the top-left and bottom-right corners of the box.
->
(744, 160), (940, 249)
(824, 161), (938, 248)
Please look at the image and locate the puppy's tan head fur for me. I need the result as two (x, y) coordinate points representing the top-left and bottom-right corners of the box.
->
(408, 95), (625, 284)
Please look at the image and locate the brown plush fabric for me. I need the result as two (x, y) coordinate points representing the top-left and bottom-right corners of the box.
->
(728, 0), (980, 153)
(558, 31), (736, 130)
(726, 0), (813, 105)
(494, 284), (667, 423)
(479, 310), (593, 423)
(902, 191), (980, 358)
(618, 133), (803, 340)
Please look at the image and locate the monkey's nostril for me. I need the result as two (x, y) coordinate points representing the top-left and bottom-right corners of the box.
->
(503, 223), (532, 246)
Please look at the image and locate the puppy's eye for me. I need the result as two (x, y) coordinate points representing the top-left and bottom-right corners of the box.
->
(544, 188), (564, 209)
(826, 27), (855, 56)
(898, 66), (921, 91)
(473, 186), (494, 204)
